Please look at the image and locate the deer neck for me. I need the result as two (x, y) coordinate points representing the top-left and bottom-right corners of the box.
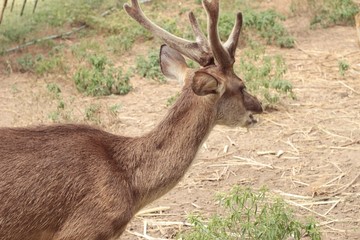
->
(131, 87), (218, 209)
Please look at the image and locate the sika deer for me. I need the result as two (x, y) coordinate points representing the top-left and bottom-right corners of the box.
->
(0, 0), (262, 239)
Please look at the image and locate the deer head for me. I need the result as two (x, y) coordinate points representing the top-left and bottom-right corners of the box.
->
(124, 0), (262, 127)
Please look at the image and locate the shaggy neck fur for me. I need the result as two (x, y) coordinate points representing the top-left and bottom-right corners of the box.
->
(125, 86), (219, 210)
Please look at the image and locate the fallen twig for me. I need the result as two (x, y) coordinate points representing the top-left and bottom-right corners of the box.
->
(3, 7), (116, 54)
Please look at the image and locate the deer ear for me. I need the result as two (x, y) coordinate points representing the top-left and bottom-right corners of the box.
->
(192, 71), (219, 96)
(160, 44), (188, 83)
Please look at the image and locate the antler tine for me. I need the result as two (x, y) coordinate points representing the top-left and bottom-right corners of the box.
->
(188, 12), (211, 54)
(202, 0), (233, 70)
(124, 0), (213, 66)
(223, 12), (243, 60)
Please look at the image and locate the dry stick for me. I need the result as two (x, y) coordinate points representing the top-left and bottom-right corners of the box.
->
(331, 173), (360, 197)
(324, 199), (341, 216)
(0, 0), (8, 24)
(4, 26), (86, 53)
(20, 0), (26, 16)
(321, 173), (346, 188)
(126, 230), (167, 240)
(274, 190), (313, 200)
(340, 139), (360, 147)
(145, 220), (192, 227)
(233, 156), (274, 169)
(4, 7), (116, 54)
(198, 150), (238, 161)
(318, 126), (353, 141)
(33, 0), (39, 13)
(338, 80), (360, 95)
(10, 0), (15, 12)
(285, 199), (333, 220)
(136, 206), (170, 216)
(293, 200), (340, 207)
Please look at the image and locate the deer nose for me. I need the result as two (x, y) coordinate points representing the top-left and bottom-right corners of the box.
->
(243, 91), (263, 114)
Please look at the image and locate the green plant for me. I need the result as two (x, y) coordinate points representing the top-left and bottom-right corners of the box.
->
(48, 111), (60, 122)
(17, 54), (36, 73)
(16, 48), (66, 75)
(74, 55), (132, 96)
(108, 104), (122, 116)
(218, 14), (236, 41)
(338, 59), (350, 76)
(0, 0), (116, 49)
(243, 9), (295, 48)
(166, 92), (180, 107)
(34, 54), (66, 75)
(236, 41), (294, 106)
(47, 83), (62, 98)
(85, 104), (101, 123)
(106, 35), (134, 54)
(179, 186), (321, 240)
(310, 0), (359, 28)
(71, 40), (103, 59)
(135, 50), (165, 83)
(46, 83), (71, 122)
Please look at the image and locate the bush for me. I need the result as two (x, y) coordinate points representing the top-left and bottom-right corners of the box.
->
(74, 55), (132, 96)
(179, 186), (321, 240)
(236, 41), (295, 106)
(135, 50), (165, 83)
(243, 9), (295, 48)
(310, 0), (359, 28)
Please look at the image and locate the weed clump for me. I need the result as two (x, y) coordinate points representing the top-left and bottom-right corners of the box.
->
(243, 9), (295, 48)
(16, 45), (67, 75)
(180, 186), (321, 240)
(310, 0), (359, 28)
(74, 55), (132, 96)
(236, 41), (295, 106)
(338, 59), (350, 76)
(135, 50), (165, 83)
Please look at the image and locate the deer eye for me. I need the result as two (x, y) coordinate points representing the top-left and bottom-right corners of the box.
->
(239, 85), (246, 93)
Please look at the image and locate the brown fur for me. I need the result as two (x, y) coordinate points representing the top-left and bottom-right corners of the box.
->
(0, 85), (221, 239)
(0, 1), (263, 239)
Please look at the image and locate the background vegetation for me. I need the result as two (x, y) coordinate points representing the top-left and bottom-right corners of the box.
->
(1, 0), (359, 237)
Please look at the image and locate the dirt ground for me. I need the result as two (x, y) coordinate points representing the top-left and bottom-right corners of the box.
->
(1, 2), (360, 240)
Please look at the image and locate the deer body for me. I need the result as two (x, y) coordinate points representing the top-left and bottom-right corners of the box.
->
(0, 85), (216, 239)
(0, 1), (262, 239)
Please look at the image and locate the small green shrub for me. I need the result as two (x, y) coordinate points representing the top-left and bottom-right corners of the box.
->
(46, 83), (71, 122)
(218, 14), (236, 42)
(179, 186), (321, 240)
(103, 10), (152, 55)
(17, 54), (36, 73)
(71, 40), (103, 59)
(74, 55), (132, 96)
(237, 41), (295, 106)
(34, 54), (66, 75)
(135, 50), (165, 83)
(338, 59), (350, 76)
(0, 0), (117, 49)
(310, 0), (359, 28)
(85, 104), (101, 123)
(108, 104), (122, 116)
(16, 51), (66, 75)
(106, 35), (134, 54)
(243, 9), (295, 48)
(47, 83), (62, 98)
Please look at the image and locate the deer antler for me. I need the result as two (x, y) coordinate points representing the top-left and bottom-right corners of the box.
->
(124, 0), (243, 69)
(203, 0), (235, 70)
(223, 12), (243, 60)
(124, 0), (213, 66)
